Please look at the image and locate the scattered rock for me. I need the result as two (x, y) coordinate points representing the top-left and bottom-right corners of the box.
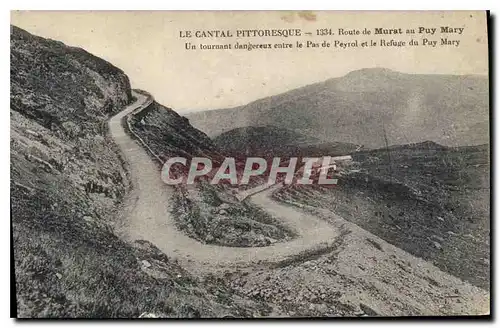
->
(55, 273), (62, 280)
(316, 304), (329, 313)
(83, 215), (93, 222)
(139, 312), (159, 318)
(359, 303), (378, 316)
(25, 129), (39, 137)
(219, 203), (230, 210)
(431, 234), (444, 242)
(141, 260), (152, 268)
(267, 237), (277, 244)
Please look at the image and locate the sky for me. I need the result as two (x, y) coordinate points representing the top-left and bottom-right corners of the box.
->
(11, 11), (488, 112)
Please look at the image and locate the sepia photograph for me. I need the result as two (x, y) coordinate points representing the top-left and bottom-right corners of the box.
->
(9, 10), (490, 318)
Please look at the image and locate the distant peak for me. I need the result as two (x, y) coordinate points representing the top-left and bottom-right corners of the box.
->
(344, 67), (401, 77)
(417, 140), (447, 148)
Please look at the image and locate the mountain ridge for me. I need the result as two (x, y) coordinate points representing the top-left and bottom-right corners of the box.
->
(186, 68), (488, 149)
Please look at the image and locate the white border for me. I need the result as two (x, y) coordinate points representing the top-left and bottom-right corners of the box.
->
(4, 0), (498, 10)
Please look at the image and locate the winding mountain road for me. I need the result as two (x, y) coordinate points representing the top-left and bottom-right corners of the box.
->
(109, 91), (489, 315)
(109, 91), (339, 271)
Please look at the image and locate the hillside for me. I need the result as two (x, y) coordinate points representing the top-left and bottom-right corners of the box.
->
(128, 105), (296, 247)
(273, 141), (490, 289)
(130, 100), (222, 161)
(186, 68), (489, 148)
(213, 125), (358, 158)
(10, 26), (267, 318)
(214, 125), (321, 155)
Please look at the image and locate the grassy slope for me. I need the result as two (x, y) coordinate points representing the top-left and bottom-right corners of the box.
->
(213, 125), (322, 155)
(128, 103), (296, 247)
(273, 142), (490, 289)
(12, 186), (266, 318)
(11, 26), (267, 318)
(172, 182), (296, 247)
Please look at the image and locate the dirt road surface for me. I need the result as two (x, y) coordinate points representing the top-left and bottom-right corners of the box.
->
(110, 92), (340, 271)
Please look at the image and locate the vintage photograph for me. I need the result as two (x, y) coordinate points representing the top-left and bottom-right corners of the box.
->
(10, 11), (490, 318)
